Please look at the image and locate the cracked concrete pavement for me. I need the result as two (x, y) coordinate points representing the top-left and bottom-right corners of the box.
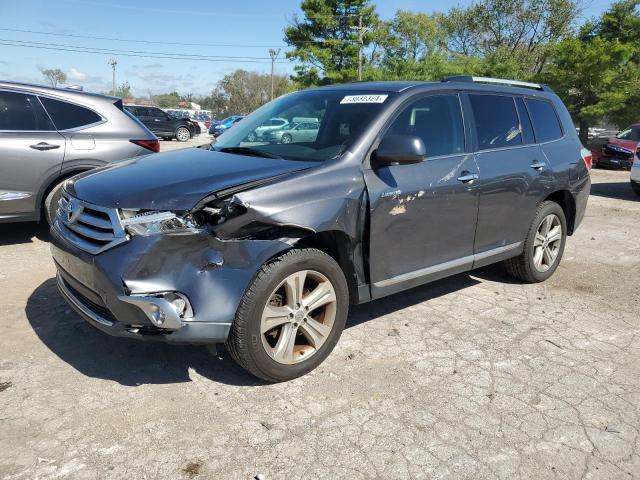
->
(0, 169), (639, 479)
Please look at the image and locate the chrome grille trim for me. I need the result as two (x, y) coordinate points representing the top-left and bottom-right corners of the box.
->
(56, 193), (128, 254)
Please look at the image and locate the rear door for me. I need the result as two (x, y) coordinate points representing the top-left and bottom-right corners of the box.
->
(0, 90), (65, 219)
(468, 93), (550, 263)
(365, 93), (480, 297)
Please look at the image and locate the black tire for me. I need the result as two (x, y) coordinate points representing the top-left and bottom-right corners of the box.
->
(505, 201), (567, 283)
(632, 181), (640, 197)
(281, 134), (292, 144)
(43, 179), (66, 226)
(175, 126), (190, 142)
(226, 248), (349, 382)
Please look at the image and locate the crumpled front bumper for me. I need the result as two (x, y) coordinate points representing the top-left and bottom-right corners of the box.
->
(50, 219), (291, 344)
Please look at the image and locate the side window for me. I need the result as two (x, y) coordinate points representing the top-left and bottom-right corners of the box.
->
(0, 91), (55, 131)
(515, 98), (535, 144)
(150, 108), (165, 118)
(384, 94), (465, 157)
(525, 98), (563, 143)
(40, 97), (102, 130)
(469, 94), (522, 150)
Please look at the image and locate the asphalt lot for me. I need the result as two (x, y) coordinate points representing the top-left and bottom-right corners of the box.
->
(159, 135), (213, 152)
(0, 167), (639, 479)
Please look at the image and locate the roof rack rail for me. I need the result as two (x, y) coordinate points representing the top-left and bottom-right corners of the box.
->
(441, 75), (550, 91)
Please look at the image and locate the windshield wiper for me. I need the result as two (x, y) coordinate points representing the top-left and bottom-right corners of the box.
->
(216, 146), (283, 159)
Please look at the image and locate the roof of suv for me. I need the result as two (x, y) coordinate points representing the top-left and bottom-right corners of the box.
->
(314, 78), (556, 98)
(0, 80), (120, 104)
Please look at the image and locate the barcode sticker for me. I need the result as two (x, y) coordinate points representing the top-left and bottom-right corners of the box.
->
(340, 94), (388, 104)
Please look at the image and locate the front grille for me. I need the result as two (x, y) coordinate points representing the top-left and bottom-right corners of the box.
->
(57, 193), (128, 254)
(61, 276), (116, 323)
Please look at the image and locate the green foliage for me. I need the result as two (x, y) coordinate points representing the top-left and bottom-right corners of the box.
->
(284, 0), (378, 86)
(542, 0), (640, 139)
(155, 92), (182, 108)
(38, 67), (66, 87)
(200, 70), (293, 118)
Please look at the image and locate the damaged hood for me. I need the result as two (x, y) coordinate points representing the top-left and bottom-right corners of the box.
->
(66, 148), (317, 210)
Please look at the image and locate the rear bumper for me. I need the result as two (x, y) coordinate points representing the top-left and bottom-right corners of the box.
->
(572, 172), (590, 233)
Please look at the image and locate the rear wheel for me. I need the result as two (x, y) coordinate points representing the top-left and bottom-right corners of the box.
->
(632, 181), (640, 196)
(175, 126), (190, 142)
(226, 248), (348, 382)
(43, 178), (66, 226)
(505, 201), (567, 283)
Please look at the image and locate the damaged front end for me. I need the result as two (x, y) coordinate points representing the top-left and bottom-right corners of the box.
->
(50, 161), (369, 345)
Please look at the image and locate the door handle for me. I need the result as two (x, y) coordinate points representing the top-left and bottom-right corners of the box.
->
(530, 160), (546, 170)
(457, 172), (479, 183)
(29, 142), (60, 151)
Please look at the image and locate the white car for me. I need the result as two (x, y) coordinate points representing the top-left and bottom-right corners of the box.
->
(247, 117), (289, 141)
(631, 154), (640, 196)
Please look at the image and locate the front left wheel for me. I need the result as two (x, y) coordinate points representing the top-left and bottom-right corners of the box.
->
(226, 248), (349, 382)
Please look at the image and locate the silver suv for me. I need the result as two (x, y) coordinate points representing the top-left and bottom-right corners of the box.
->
(0, 81), (158, 225)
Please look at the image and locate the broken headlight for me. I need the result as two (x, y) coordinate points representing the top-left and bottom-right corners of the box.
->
(120, 210), (203, 236)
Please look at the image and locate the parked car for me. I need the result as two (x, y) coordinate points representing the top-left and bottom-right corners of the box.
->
(50, 77), (590, 382)
(209, 115), (243, 137)
(631, 153), (640, 196)
(247, 117), (289, 141)
(266, 121), (320, 144)
(590, 123), (640, 169)
(124, 105), (194, 142)
(0, 81), (158, 225)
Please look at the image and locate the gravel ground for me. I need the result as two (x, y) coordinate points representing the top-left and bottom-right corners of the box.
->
(0, 169), (639, 480)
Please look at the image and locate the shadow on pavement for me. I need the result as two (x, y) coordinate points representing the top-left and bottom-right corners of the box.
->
(590, 180), (638, 201)
(0, 222), (49, 246)
(25, 267), (493, 387)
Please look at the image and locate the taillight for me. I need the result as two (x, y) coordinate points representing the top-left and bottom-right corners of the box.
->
(131, 139), (160, 153)
(580, 147), (592, 170)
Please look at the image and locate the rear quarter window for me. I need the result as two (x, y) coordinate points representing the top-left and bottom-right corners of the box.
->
(525, 98), (563, 143)
(40, 97), (103, 130)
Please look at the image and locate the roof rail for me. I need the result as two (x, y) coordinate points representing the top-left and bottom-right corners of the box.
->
(442, 75), (551, 91)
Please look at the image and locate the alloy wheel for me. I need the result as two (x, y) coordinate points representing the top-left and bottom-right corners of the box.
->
(533, 214), (562, 272)
(176, 127), (190, 142)
(260, 270), (337, 365)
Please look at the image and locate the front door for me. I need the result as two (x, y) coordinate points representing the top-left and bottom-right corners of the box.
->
(364, 93), (480, 298)
(0, 90), (65, 219)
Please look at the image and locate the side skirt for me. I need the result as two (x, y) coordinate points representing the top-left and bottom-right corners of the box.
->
(368, 242), (523, 300)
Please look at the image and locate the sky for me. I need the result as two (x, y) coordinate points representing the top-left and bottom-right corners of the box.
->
(0, 0), (615, 97)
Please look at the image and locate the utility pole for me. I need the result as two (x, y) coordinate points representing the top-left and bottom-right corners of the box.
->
(268, 48), (281, 101)
(350, 15), (369, 81)
(108, 58), (117, 96)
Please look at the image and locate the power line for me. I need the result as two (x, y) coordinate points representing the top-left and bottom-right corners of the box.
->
(0, 38), (287, 61)
(0, 27), (290, 49)
(0, 40), (290, 63)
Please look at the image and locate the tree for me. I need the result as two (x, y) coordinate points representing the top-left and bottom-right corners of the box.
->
(442, 0), (584, 76)
(156, 91), (181, 108)
(38, 67), (66, 87)
(114, 81), (132, 101)
(284, 0), (378, 86)
(542, 37), (634, 143)
(211, 70), (292, 116)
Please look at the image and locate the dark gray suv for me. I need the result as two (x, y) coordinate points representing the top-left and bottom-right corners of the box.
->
(50, 77), (591, 382)
(0, 81), (159, 225)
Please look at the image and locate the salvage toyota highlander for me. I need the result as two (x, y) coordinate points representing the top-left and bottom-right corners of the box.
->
(50, 77), (591, 382)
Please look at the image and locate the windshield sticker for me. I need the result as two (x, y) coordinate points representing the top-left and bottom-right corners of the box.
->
(340, 94), (388, 104)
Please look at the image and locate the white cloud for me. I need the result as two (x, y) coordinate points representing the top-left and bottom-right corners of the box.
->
(67, 68), (88, 81)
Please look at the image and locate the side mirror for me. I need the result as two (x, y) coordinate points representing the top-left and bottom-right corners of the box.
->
(374, 135), (426, 167)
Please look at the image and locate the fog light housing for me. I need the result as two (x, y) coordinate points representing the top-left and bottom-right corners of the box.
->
(118, 292), (193, 330)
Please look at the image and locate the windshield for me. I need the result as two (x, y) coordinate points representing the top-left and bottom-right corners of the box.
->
(214, 90), (392, 162)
